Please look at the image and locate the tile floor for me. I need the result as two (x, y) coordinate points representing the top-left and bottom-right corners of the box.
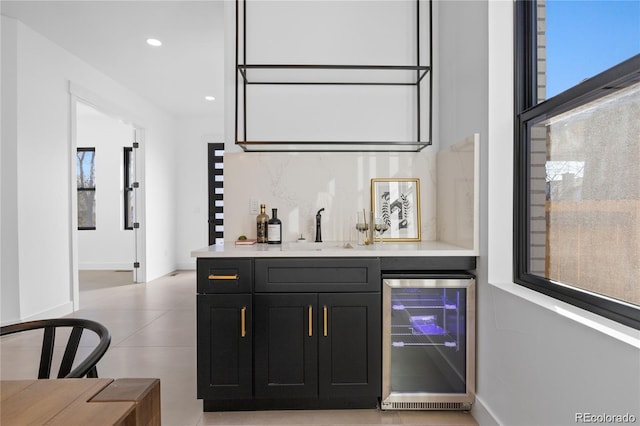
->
(0, 270), (477, 426)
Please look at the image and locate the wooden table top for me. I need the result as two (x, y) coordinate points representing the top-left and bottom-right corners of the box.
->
(1, 378), (137, 425)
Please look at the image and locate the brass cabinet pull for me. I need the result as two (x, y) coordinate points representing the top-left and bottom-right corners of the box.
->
(308, 306), (313, 337)
(241, 306), (246, 337)
(208, 274), (239, 280)
(323, 305), (328, 337)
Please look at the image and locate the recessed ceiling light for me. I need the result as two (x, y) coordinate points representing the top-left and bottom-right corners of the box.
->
(146, 38), (162, 47)
(205, 96), (216, 101)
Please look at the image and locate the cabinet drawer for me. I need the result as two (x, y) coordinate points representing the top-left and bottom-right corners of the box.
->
(197, 258), (252, 293)
(255, 258), (380, 293)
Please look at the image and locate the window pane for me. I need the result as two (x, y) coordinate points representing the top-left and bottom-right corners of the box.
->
(78, 190), (96, 229)
(77, 149), (95, 189)
(126, 148), (134, 187)
(542, 0), (640, 100)
(77, 147), (96, 229)
(126, 190), (135, 229)
(528, 81), (640, 307)
(124, 147), (134, 230)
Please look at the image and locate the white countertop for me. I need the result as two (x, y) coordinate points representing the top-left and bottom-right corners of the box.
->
(191, 241), (477, 258)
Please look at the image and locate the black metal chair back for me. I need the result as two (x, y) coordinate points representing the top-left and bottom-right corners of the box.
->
(0, 318), (111, 378)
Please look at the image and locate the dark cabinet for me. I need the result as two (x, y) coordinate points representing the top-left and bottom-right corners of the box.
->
(254, 292), (380, 404)
(197, 258), (252, 294)
(197, 257), (381, 411)
(254, 294), (318, 399)
(197, 294), (252, 400)
(254, 257), (380, 293)
(197, 258), (253, 408)
(318, 293), (380, 399)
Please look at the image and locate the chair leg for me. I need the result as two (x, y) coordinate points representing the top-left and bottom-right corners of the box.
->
(87, 366), (98, 378)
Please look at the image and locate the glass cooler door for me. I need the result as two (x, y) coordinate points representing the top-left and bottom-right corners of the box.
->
(381, 276), (475, 409)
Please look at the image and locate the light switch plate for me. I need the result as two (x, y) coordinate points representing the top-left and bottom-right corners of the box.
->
(249, 198), (259, 214)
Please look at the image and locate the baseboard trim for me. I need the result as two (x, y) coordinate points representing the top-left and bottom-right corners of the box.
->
(21, 301), (74, 322)
(79, 262), (134, 270)
(471, 395), (501, 426)
(176, 262), (196, 271)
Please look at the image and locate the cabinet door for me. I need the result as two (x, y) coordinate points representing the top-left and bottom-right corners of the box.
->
(254, 294), (318, 399)
(318, 293), (381, 398)
(197, 294), (252, 400)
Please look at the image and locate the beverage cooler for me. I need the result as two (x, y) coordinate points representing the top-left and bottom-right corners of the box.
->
(381, 274), (475, 410)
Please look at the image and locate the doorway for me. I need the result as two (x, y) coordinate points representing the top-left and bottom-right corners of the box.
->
(76, 102), (135, 276)
(70, 85), (146, 310)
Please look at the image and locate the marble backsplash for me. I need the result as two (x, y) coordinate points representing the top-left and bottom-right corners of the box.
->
(223, 152), (437, 243)
(436, 134), (479, 252)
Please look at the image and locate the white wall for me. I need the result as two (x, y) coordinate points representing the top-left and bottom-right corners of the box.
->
(175, 116), (223, 269)
(224, 0), (433, 152)
(233, 0), (430, 146)
(141, 122), (178, 281)
(76, 103), (135, 270)
(14, 18), (76, 319)
(1, 16), (22, 324)
(437, 0), (488, 150)
(1, 16), (178, 323)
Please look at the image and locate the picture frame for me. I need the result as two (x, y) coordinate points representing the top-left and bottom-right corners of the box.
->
(371, 178), (421, 242)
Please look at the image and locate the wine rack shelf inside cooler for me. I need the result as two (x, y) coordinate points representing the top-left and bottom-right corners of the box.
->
(390, 289), (462, 350)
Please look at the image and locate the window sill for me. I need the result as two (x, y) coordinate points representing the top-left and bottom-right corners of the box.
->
(488, 281), (640, 349)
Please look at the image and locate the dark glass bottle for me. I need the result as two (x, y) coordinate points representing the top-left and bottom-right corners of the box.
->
(267, 208), (282, 244)
(256, 204), (269, 243)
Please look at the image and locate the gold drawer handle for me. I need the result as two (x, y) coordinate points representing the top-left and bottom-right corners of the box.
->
(308, 306), (313, 337)
(208, 274), (239, 280)
(241, 306), (247, 338)
(323, 305), (328, 337)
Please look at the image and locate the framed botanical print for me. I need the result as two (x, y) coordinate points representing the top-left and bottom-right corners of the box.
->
(371, 178), (421, 242)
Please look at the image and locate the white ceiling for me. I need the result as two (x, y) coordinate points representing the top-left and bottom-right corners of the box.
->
(1, 0), (225, 118)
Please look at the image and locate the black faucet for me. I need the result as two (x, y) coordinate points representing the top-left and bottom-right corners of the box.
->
(315, 208), (325, 243)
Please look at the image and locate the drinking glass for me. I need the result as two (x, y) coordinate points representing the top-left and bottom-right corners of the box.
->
(355, 212), (369, 245)
(374, 217), (390, 244)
